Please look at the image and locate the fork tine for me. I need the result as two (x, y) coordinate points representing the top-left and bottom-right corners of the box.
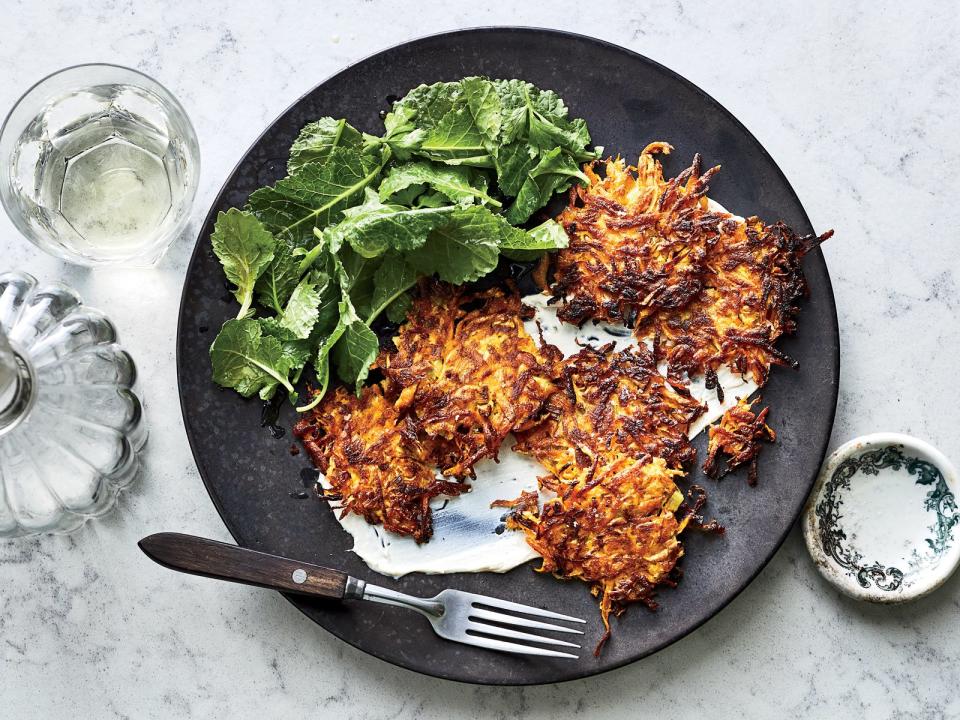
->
(463, 592), (586, 624)
(469, 607), (585, 635)
(467, 620), (581, 648)
(458, 633), (579, 659)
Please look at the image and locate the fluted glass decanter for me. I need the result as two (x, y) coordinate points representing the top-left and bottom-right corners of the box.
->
(0, 271), (146, 537)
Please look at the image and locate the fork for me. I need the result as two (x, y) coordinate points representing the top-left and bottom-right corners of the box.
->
(139, 533), (585, 658)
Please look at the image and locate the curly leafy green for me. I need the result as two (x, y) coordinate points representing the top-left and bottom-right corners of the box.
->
(288, 117), (363, 173)
(499, 219), (571, 262)
(259, 316), (314, 369)
(247, 145), (385, 245)
(386, 77), (598, 177)
(367, 255), (419, 323)
(491, 78), (591, 154)
(278, 272), (328, 339)
(324, 190), (461, 257)
(210, 318), (298, 400)
(210, 76), (596, 409)
(255, 239), (301, 314)
(417, 105), (492, 167)
(332, 314), (379, 388)
(407, 225), (499, 284)
(296, 297), (349, 411)
(505, 147), (589, 224)
(384, 292), (414, 324)
(387, 81), (462, 134)
(210, 209), (276, 318)
(461, 76), (502, 144)
(379, 162), (500, 207)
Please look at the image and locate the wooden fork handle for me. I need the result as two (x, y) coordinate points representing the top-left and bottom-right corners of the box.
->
(139, 532), (350, 599)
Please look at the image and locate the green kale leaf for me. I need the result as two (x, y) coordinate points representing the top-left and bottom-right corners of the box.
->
(332, 314), (379, 390)
(461, 76), (502, 144)
(254, 239), (301, 314)
(416, 104), (492, 167)
(209, 318), (297, 400)
(384, 292), (413, 324)
(326, 190), (465, 258)
(406, 206), (515, 284)
(504, 147), (589, 224)
(247, 145), (384, 245)
(378, 162), (500, 208)
(277, 271), (332, 339)
(366, 254), (419, 323)
(210, 208), (277, 319)
(288, 117), (363, 173)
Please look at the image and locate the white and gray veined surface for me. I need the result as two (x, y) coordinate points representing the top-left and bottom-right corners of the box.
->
(1, 2), (959, 718)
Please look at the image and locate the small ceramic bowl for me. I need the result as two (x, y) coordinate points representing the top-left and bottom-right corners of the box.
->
(803, 433), (960, 603)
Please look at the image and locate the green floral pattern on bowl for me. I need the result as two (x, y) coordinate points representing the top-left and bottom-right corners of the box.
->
(804, 434), (960, 603)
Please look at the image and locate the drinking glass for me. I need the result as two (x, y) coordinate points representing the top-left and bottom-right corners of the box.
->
(0, 64), (200, 266)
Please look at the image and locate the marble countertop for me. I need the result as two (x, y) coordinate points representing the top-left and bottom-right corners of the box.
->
(3, 2), (959, 718)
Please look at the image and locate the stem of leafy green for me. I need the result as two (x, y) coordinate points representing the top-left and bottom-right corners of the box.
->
(298, 238), (326, 275)
(365, 278), (417, 325)
(237, 289), (254, 320)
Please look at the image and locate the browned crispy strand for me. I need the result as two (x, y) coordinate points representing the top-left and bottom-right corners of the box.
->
(380, 281), (561, 478)
(703, 397), (776, 485)
(554, 143), (726, 327)
(293, 385), (465, 543)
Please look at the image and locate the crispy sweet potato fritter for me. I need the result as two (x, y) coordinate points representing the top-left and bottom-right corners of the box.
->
(506, 456), (690, 654)
(647, 217), (833, 385)
(294, 282), (561, 542)
(293, 385), (464, 543)
(510, 345), (706, 652)
(380, 282), (561, 478)
(702, 397), (776, 485)
(555, 144), (833, 385)
(554, 143), (725, 327)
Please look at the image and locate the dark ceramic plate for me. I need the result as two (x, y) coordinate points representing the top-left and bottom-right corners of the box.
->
(177, 28), (839, 685)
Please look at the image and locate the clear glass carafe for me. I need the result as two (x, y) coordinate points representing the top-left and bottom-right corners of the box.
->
(0, 271), (146, 537)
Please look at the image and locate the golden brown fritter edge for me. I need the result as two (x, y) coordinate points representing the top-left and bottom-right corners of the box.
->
(648, 217), (832, 386)
(702, 397), (776, 485)
(503, 456), (691, 655)
(553, 142), (726, 328)
(293, 384), (464, 543)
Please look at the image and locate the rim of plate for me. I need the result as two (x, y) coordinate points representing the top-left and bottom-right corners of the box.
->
(803, 432), (960, 603)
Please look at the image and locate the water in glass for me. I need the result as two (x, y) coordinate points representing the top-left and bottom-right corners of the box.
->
(1, 65), (199, 266)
